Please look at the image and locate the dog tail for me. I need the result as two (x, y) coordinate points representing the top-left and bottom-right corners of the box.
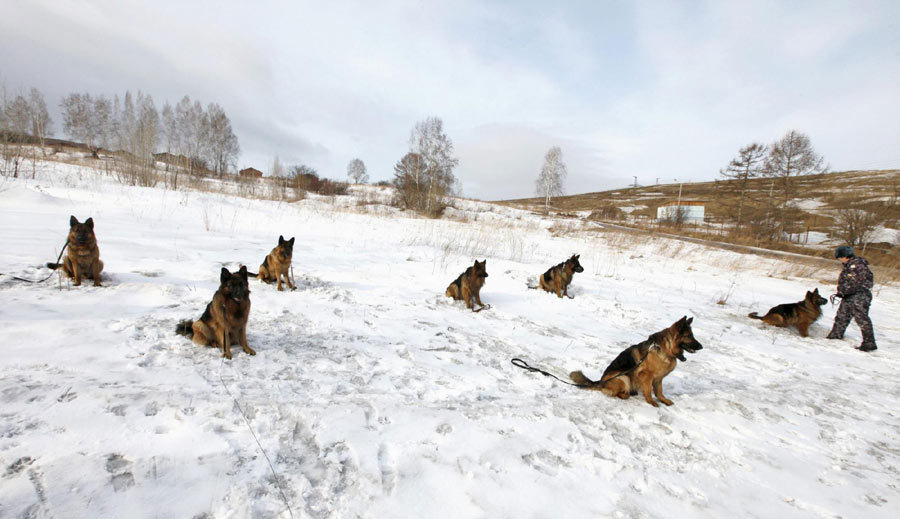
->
(748, 312), (763, 320)
(46, 262), (60, 270)
(175, 320), (194, 338)
(569, 370), (604, 389)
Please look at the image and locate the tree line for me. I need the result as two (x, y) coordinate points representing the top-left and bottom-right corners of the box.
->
(1, 85), (239, 186)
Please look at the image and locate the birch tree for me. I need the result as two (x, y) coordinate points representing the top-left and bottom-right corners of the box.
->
(535, 146), (567, 213)
(347, 158), (368, 184)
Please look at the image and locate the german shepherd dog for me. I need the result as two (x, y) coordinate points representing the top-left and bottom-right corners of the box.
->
(748, 288), (828, 337)
(250, 235), (295, 291)
(46, 215), (104, 286)
(569, 316), (703, 407)
(539, 254), (584, 298)
(176, 266), (255, 360)
(445, 260), (488, 311)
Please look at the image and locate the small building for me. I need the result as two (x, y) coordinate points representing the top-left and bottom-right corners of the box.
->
(656, 201), (705, 225)
(239, 167), (263, 178)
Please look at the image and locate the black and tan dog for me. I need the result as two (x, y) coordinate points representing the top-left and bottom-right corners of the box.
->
(46, 215), (104, 286)
(569, 316), (703, 407)
(445, 259), (488, 311)
(748, 288), (827, 337)
(176, 266), (255, 360)
(251, 235), (295, 291)
(539, 254), (584, 298)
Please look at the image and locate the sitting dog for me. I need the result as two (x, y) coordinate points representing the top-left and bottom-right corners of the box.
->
(445, 259), (488, 311)
(748, 288), (827, 337)
(46, 215), (104, 286)
(252, 235), (295, 291)
(176, 266), (255, 360)
(539, 254), (583, 298)
(570, 316), (703, 407)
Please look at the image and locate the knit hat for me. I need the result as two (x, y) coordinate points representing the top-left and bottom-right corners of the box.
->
(834, 246), (855, 259)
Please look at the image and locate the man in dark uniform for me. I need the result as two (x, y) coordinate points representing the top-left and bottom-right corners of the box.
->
(826, 246), (877, 351)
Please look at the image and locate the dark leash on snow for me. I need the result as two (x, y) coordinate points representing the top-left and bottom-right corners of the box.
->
(216, 344), (295, 519)
(511, 348), (652, 388)
(0, 240), (68, 284)
(473, 303), (492, 313)
(510, 358), (594, 387)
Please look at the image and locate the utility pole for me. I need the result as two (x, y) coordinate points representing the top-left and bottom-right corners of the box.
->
(632, 176), (638, 188)
(655, 177), (659, 185)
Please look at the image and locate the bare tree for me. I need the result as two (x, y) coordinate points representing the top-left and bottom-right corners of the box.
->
(535, 146), (567, 213)
(1, 94), (29, 177)
(765, 130), (827, 240)
(833, 208), (879, 248)
(402, 117), (458, 216)
(205, 102), (239, 176)
(346, 158), (368, 184)
(392, 152), (428, 211)
(60, 92), (112, 158)
(28, 88), (52, 146)
(175, 96), (207, 176)
(720, 142), (766, 232)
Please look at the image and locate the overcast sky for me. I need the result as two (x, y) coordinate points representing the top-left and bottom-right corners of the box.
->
(2, 0), (898, 199)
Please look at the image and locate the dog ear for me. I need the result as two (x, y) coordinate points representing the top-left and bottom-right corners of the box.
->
(686, 316), (693, 325)
(239, 265), (248, 279)
(288, 237), (295, 246)
(85, 217), (94, 229)
(279, 235), (285, 244)
(69, 215), (78, 227)
(813, 288), (819, 294)
(220, 267), (231, 283)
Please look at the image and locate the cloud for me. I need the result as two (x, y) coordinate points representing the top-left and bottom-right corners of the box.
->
(1, 0), (897, 198)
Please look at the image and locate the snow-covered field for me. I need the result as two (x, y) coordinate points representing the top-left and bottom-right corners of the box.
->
(1, 161), (898, 519)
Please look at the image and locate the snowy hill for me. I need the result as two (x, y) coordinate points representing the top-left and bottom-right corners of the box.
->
(1, 159), (898, 518)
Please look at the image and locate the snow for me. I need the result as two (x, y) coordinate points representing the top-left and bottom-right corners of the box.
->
(1, 160), (899, 518)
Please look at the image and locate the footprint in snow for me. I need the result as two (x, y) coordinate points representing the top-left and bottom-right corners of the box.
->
(106, 453), (135, 492)
(4, 456), (35, 478)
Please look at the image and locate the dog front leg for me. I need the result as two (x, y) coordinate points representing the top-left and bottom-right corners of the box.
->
(71, 258), (82, 286)
(462, 286), (473, 309)
(91, 257), (102, 286)
(797, 322), (810, 337)
(276, 270), (284, 291)
(638, 373), (658, 407)
(652, 379), (674, 406)
(240, 327), (255, 356)
(222, 327), (233, 360)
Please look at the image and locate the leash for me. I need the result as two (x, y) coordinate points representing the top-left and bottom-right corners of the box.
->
(511, 347), (653, 388)
(1, 241), (69, 284)
(510, 358), (594, 387)
(217, 358), (294, 519)
(829, 293), (841, 306)
(473, 303), (492, 313)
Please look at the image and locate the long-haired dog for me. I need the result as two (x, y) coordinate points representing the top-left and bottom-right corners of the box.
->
(445, 259), (488, 311)
(569, 316), (703, 407)
(748, 288), (827, 337)
(176, 266), (255, 360)
(46, 215), (104, 286)
(251, 235), (295, 291)
(539, 254), (583, 298)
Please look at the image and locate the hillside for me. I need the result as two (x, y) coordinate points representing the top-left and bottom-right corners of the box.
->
(1, 156), (899, 518)
(500, 169), (900, 258)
